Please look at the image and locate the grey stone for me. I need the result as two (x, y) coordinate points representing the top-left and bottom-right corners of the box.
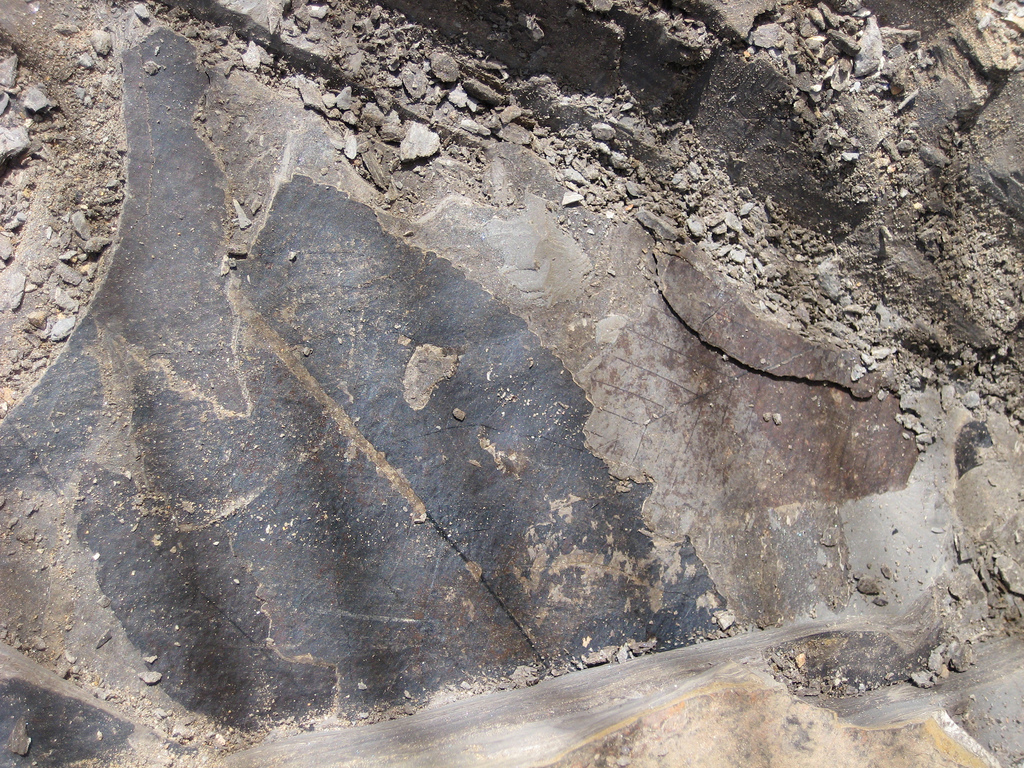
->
(91, 30), (113, 57)
(133, 3), (151, 21)
(686, 215), (707, 238)
(634, 208), (679, 241)
(750, 23), (793, 49)
(233, 199), (252, 230)
(399, 122), (440, 162)
(307, 4), (328, 19)
(83, 237), (111, 254)
(429, 52), (460, 84)
(336, 86), (353, 111)
(498, 123), (532, 145)
(828, 29), (861, 56)
(447, 86), (470, 109)
(5, 717), (30, 756)
(561, 191), (584, 206)
(242, 40), (262, 72)
(0, 126), (29, 165)
(591, 122), (616, 142)
(53, 287), (79, 312)
(138, 670), (163, 685)
(920, 144), (951, 168)
(463, 79), (504, 107)
(856, 576), (882, 595)
(0, 268), (26, 312)
(49, 316), (76, 342)
(295, 77), (323, 111)
(0, 55), (17, 88)
(56, 262), (84, 286)
(675, 0), (778, 40)
(380, 113), (406, 143)
(910, 671), (934, 688)
(962, 390), (981, 409)
(401, 64), (429, 101)
(854, 17), (883, 77)
(22, 86), (53, 114)
(343, 134), (358, 160)
(71, 210), (92, 239)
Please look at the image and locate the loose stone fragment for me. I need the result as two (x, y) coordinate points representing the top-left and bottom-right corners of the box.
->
(242, 41), (261, 72)
(429, 52), (460, 83)
(399, 123), (440, 162)
(49, 316), (76, 342)
(635, 208), (679, 240)
(0, 126), (29, 165)
(6, 717), (30, 756)
(91, 30), (113, 56)
(22, 86), (53, 114)
(463, 79), (504, 106)
(856, 576), (882, 595)
(854, 17), (883, 77)
(0, 55), (17, 88)
(591, 122), (615, 142)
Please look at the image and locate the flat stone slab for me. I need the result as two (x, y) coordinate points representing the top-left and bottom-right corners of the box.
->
(0, 29), (719, 731)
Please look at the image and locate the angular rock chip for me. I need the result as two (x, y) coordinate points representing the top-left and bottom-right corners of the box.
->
(399, 122), (440, 161)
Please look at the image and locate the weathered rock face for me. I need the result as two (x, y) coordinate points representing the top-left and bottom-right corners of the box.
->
(1, 0), (1023, 762)
(0, 29), (720, 729)
(971, 71), (1024, 221)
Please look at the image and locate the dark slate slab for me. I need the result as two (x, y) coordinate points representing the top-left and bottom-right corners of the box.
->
(0, 644), (149, 768)
(238, 174), (720, 663)
(1, 29), (720, 730)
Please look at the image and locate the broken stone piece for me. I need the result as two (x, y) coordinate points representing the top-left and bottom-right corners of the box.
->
(462, 79), (504, 107)
(429, 51), (460, 83)
(0, 55), (17, 89)
(49, 316), (76, 342)
(0, 268), (26, 312)
(6, 716), (30, 756)
(242, 40), (262, 72)
(22, 86), (53, 114)
(0, 126), (29, 165)
(138, 670), (162, 685)
(634, 208), (679, 241)
(133, 3), (151, 21)
(399, 122), (440, 162)
(84, 237), (111, 254)
(402, 343), (458, 410)
(71, 210), (92, 240)
(750, 23), (793, 49)
(591, 122), (615, 142)
(90, 30), (113, 57)
(856, 576), (882, 595)
(853, 17), (883, 77)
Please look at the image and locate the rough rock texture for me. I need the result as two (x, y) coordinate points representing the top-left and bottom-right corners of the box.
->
(1, 0), (1023, 764)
